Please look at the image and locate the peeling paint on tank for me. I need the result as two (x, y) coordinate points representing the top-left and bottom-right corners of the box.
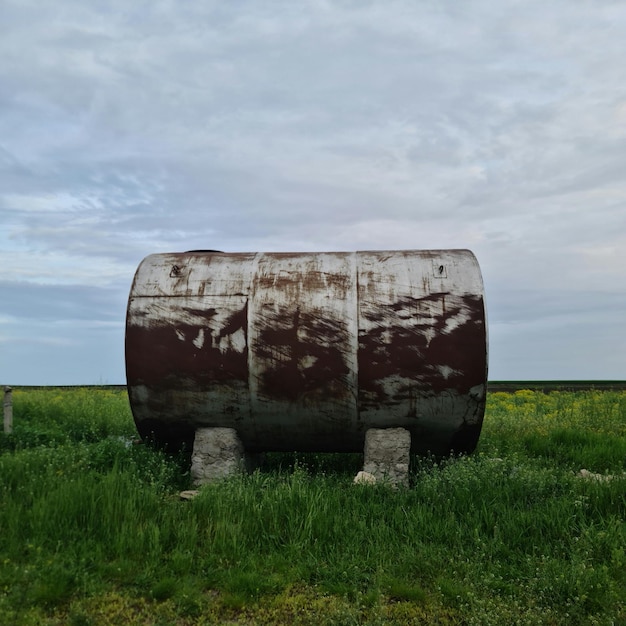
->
(125, 249), (487, 455)
(192, 329), (205, 349)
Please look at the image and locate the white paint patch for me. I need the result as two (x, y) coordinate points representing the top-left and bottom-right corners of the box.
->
(193, 328), (205, 349)
(218, 327), (246, 354)
(299, 355), (318, 369)
(442, 307), (472, 335)
(419, 326), (437, 347)
(438, 364), (456, 379)
(175, 329), (185, 341)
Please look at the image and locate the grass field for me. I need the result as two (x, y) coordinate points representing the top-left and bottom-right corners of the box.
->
(0, 388), (624, 625)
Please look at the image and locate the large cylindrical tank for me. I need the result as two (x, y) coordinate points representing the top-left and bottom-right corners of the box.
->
(125, 250), (488, 456)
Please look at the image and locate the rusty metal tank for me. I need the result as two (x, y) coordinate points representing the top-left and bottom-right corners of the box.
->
(125, 250), (488, 456)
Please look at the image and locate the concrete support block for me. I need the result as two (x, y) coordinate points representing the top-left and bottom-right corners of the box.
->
(362, 427), (411, 487)
(191, 427), (245, 485)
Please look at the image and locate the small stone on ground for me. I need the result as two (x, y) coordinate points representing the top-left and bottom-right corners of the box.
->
(353, 471), (377, 485)
(179, 490), (200, 500)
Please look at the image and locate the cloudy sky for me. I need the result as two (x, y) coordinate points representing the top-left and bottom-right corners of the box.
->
(1, 0), (625, 385)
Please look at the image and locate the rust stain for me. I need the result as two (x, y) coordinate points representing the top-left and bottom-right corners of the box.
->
(253, 307), (351, 403)
(359, 293), (485, 403)
(358, 290), (486, 454)
(126, 303), (249, 389)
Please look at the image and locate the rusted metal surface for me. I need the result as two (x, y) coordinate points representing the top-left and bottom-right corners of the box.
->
(125, 250), (488, 455)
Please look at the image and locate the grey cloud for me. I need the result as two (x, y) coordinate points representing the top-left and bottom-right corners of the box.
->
(1, 0), (625, 382)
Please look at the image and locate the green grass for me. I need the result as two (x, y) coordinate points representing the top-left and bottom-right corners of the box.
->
(0, 388), (624, 624)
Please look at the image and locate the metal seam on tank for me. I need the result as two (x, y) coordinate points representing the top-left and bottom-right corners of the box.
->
(350, 251), (360, 417)
(246, 251), (263, 447)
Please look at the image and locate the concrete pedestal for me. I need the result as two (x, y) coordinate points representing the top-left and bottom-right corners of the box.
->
(191, 427), (246, 485)
(362, 427), (411, 487)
